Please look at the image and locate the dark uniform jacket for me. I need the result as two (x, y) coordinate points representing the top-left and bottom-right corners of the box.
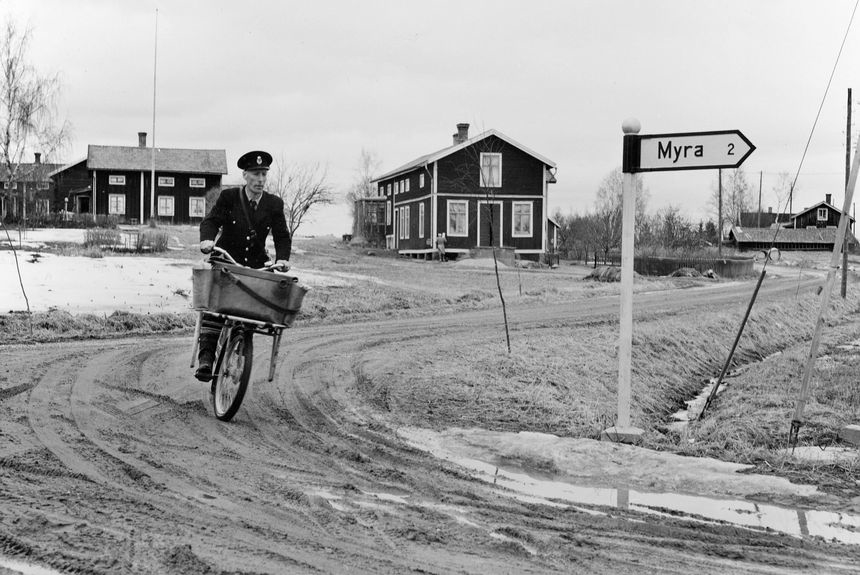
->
(199, 186), (291, 268)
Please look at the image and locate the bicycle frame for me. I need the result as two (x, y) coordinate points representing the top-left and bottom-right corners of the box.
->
(190, 310), (286, 383)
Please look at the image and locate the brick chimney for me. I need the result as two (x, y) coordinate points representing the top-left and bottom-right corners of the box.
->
(34, 152), (41, 164)
(138, 132), (147, 147)
(825, 193), (832, 205)
(452, 123), (470, 145)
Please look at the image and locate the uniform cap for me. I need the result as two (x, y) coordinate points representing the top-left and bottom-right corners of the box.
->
(237, 150), (272, 171)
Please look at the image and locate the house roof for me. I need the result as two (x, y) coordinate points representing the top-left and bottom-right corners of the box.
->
(731, 225), (848, 245)
(4, 161), (64, 181)
(372, 129), (556, 183)
(791, 200), (855, 222)
(47, 158), (86, 178)
(86, 145), (228, 174)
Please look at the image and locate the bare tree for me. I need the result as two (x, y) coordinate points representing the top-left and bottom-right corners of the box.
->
(346, 148), (383, 242)
(709, 168), (751, 231)
(592, 167), (648, 262)
(0, 17), (69, 337)
(267, 157), (334, 236)
(0, 18), (69, 228)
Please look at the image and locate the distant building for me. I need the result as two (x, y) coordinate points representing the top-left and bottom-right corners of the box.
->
(730, 194), (856, 251)
(50, 132), (228, 224)
(372, 123), (557, 261)
(0, 153), (63, 221)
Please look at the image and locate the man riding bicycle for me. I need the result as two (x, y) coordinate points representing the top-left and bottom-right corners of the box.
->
(195, 150), (291, 381)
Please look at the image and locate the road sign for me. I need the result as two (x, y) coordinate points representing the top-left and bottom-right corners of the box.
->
(623, 130), (755, 173)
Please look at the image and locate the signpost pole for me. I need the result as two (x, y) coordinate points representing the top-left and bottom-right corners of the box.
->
(602, 119), (644, 444)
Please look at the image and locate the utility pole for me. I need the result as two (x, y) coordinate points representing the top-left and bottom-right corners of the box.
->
(843, 87), (851, 298)
(757, 170), (762, 228)
(718, 169), (723, 256)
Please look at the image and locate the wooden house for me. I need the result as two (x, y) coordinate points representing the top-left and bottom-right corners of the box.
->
(730, 194), (856, 251)
(50, 132), (227, 224)
(0, 153), (63, 221)
(372, 124), (557, 261)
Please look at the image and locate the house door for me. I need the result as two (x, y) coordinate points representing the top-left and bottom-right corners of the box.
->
(479, 203), (502, 247)
(77, 196), (90, 213)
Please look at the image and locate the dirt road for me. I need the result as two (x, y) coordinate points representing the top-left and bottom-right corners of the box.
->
(3, 273), (860, 574)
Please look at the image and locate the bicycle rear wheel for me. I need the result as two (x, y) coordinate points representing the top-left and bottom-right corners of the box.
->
(210, 330), (253, 421)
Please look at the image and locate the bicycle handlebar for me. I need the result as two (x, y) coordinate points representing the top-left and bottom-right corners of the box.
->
(208, 246), (290, 272)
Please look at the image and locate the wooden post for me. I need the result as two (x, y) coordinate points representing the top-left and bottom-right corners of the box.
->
(718, 169), (723, 256)
(843, 88), (851, 298)
(602, 119), (644, 444)
(790, 131), (860, 446)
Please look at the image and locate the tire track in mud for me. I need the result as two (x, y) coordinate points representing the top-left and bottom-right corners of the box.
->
(5, 274), (859, 573)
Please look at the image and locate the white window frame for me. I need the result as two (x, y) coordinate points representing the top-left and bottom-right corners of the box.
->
(419, 173), (425, 188)
(378, 185), (384, 197)
(189, 196), (206, 218)
(404, 178), (410, 192)
(479, 152), (502, 188)
(189, 177), (206, 188)
(399, 205), (410, 239)
(418, 203), (425, 238)
(387, 183), (392, 195)
(36, 198), (50, 213)
(512, 201), (533, 237)
(158, 176), (175, 187)
(157, 195), (174, 216)
(37, 181), (50, 190)
(2, 181), (11, 189)
(447, 200), (469, 237)
(108, 193), (126, 215)
(817, 207), (828, 221)
(386, 201), (391, 225)
(108, 175), (126, 185)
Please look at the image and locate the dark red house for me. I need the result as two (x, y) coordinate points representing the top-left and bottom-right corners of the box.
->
(50, 132), (227, 224)
(372, 124), (557, 261)
(0, 153), (63, 222)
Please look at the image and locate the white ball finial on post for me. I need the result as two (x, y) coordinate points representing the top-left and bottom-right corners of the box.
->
(622, 118), (641, 135)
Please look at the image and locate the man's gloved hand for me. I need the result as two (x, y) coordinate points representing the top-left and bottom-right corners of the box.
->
(200, 240), (215, 254)
(274, 260), (290, 272)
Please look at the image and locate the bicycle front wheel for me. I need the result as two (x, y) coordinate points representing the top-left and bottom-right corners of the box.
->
(210, 330), (253, 421)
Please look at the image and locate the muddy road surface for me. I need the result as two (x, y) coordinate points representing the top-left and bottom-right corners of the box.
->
(3, 273), (860, 574)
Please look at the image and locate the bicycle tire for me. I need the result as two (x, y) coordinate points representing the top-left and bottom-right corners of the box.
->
(210, 330), (253, 421)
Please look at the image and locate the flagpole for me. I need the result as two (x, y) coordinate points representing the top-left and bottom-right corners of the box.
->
(150, 8), (158, 223)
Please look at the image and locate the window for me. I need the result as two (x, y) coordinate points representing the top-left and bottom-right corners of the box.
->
(448, 200), (468, 236)
(158, 176), (175, 187)
(386, 201), (391, 225)
(399, 205), (410, 239)
(817, 207), (828, 221)
(418, 203), (425, 238)
(404, 178), (410, 192)
(189, 197), (206, 218)
(3, 181), (13, 189)
(37, 181), (50, 190)
(387, 183), (392, 195)
(378, 185), (384, 197)
(189, 177), (206, 188)
(157, 195), (174, 216)
(513, 202), (533, 237)
(419, 173), (425, 188)
(108, 194), (126, 215)
(108, 175), (126, 185)
(36, 199), (50, 214)
(480, 153), (502, 187)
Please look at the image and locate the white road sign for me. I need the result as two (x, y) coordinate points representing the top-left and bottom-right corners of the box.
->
(631, 130), (755, 172)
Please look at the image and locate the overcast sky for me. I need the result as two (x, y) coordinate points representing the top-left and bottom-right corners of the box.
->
(7, 0), (860, 235)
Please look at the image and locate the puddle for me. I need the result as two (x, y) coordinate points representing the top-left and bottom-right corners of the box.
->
(399, 427), (860, 546)
(0, 556), (64, 575)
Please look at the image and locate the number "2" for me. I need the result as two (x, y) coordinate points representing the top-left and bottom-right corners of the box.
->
(727, 143), (735, 155)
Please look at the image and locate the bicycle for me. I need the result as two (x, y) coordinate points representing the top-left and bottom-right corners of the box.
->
(190, 247), (306, 421)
